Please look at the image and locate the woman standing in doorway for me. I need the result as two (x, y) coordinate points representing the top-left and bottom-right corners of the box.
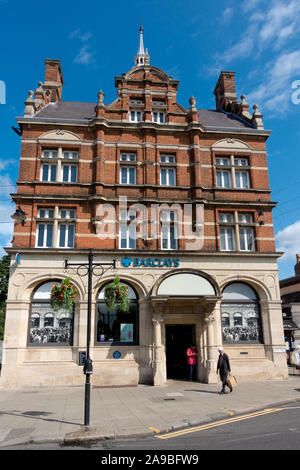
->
(186, 345), (197, 381)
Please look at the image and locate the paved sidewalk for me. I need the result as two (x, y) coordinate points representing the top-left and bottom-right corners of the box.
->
(0, 373), (299, 447)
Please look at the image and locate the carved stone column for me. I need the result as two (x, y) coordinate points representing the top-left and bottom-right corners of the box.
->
(205, 314), (218, 384)
(150, 297), (167, 386)
(152, 314), (164, 386)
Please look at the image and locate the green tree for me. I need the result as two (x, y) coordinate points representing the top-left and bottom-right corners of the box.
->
(0, 255), (10, 341)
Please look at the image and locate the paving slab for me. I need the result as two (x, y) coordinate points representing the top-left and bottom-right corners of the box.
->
(0, 373), (299, 447)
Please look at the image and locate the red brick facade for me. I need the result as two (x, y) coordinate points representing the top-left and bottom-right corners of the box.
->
(13, 58), (276, 254)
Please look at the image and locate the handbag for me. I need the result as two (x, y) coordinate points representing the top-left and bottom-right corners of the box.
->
(227, 375), (237, 388)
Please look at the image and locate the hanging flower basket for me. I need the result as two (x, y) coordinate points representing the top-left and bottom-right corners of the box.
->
(104, 277), (130, 313)
(50, 277), (78, 312)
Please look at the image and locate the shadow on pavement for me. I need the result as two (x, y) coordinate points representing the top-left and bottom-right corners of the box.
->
(0, 410), (80, 426)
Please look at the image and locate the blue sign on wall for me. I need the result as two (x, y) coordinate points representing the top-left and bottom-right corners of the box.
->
(121, 257), (180, 268)
(113, 350), (122, 359)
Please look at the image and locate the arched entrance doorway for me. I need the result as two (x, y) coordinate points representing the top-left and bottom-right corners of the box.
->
(150, 270), (221, 385)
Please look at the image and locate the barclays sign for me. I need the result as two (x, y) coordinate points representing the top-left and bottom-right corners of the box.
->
(122, 257), (180, 268)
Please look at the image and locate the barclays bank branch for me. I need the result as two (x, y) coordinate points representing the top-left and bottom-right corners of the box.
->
(1, 249), (288, 389)
(1, 34), (288, 388)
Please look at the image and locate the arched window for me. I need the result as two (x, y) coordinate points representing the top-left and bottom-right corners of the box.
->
(233, 313), (243, 326)
(31, 313), (40, 328)
(221, 282), (263, 344)
(222, 313), (230, 328)
(96, 281), (139, 345)
(29, 281), (74, 346)
(44, 313), (54, 327)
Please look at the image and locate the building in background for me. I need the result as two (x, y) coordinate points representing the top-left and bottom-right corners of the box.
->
(1, 27), (287, 388)
(280, 255), (300, 352)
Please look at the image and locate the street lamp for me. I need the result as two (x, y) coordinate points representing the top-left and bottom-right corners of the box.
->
(64, 249), (116, 426)
(11, 206), (27, 226)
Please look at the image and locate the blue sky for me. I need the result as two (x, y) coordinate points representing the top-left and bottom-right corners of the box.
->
(0, 0), (299, 279)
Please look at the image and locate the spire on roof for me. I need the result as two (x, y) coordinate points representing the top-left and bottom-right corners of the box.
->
(134, 26), (150, 66)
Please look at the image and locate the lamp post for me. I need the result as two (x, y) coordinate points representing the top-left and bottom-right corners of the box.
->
(11, 206), (27, 226)
(64, 249), (116, 426)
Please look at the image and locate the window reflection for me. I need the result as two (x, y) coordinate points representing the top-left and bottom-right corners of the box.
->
(221, 283), (263, 344)
(96, 282), (138, 344)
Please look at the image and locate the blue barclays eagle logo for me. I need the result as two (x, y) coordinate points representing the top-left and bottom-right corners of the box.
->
(122, 257), (132, 267)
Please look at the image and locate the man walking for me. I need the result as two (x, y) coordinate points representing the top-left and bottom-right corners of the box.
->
(217, 346), (232, 394)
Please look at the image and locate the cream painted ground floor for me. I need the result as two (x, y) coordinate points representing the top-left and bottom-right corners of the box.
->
(0, 250), (288, 389)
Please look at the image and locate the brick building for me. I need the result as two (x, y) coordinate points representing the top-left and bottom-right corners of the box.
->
(1, 28), (287, 388)
(280, 255), (300, 350)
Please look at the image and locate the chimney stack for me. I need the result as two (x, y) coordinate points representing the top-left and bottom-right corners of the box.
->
(43, 59), (64, 103)
(295, 254), (300, 276)
(214, 71), (237, 111)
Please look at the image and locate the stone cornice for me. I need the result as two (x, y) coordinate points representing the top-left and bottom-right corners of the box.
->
(11, 192), (277, 207)
(5, 247), (283, 259)
(16, 116), (271, 137)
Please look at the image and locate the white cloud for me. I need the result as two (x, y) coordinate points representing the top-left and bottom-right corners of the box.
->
(69, 29), (93, 42)
(0, 207), (14, 236)
(242, 0), (263, 12)
(247, 50), (300, 112)
(222, 7), (234, 24)
(0, 173), (15, 252)
(69, 28), (95, 66)
(218, 0), (300, 65)
(74, 45), (95, 65)
(221, 28), (255, 63)
(0, 159), (17, 172)
(212, 1), (300, 115)
(0, 173), (15, 196)
(258, 1), (300, 47)
(275, 220), (300, 262)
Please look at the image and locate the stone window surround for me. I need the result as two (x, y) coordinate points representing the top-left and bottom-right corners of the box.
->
(36, 205), (76, 248)
(215, 153), (251, 189)
(217, 210), (256, 252)
(128, 95), (167, 124)
(152, 111), (166, 123)
(129, 109), (143, 122)
(119, 165), (137, 185)
(40, 147), (79, 183)
(160, 166), (176, 186)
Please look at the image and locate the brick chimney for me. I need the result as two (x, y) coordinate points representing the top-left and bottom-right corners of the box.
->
(214, 71), (237, 111)
(43, 59), (64, 103)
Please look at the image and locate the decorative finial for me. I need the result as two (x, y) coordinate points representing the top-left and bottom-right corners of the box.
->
(252, 104), (264, 129)
(134, 26), (149, 66)
(36, 82), (44, 94)
(95, 90), (105, 114)
(240, 94), (248, 105)
(189, 96), (197, 111)
(239, 94), (251, 120)
(97, 90), (105, 103)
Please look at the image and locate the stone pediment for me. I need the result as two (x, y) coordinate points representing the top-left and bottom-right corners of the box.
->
(150, 295), (221, 315)
(125, 65), (171, 83)
(212, 138), (250, 150)
(38, 130), (82, 143)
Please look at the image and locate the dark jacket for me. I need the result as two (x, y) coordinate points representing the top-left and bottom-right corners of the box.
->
(217, 353), (231, 375)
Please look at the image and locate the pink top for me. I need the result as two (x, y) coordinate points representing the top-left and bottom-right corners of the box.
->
(186, 348), (197, 365)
